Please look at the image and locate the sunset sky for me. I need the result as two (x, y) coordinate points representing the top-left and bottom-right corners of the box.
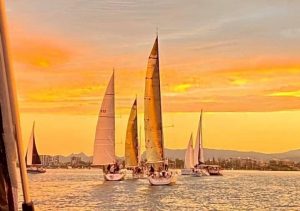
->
(6, 0), (300, 156)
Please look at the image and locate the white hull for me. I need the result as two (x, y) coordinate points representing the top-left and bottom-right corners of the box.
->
(104, 173), (125, 181)
(181, 168), (194, 175)
(148, 174), (177, 186)
(27, 167), (46, 174)
(193, 168), (210, 177)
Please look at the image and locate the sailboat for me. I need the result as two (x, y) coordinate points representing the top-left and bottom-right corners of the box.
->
(181, 133), (194, 175)
(92, 71), (125, 181)
(125, 99), (145, 179)
(193, 111), (210, 176)
(144, 36), (176, 185)
(25, 122), (46, 174)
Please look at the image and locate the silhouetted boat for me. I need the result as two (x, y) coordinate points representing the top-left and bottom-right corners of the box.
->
(25, 122), (46, 174)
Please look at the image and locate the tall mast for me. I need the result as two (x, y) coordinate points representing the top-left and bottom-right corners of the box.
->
(198, 110), (202, 164)
(198, 110), (204, 164)
(138, 124), (142, 165)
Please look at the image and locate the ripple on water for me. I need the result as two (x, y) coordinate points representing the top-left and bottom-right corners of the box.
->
(18, 169), (300, 210)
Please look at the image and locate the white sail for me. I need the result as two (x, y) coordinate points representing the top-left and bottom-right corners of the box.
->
(194, 111), (204, 166)
(92, 72), (115, 165)
(125, 99), (138, 167)
(26, 123), (34, 166)
(144, 36), (164, 163)
(184, 133), (194, 169)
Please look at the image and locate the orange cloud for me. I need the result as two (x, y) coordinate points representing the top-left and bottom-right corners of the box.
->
(7, 18), (300, 114)
(269, 90), (300, 98)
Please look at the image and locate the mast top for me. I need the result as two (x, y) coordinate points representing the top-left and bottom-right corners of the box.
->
(149, 36), (159, 59)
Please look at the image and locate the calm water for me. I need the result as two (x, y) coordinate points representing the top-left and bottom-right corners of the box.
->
(18, 169), (300, 210)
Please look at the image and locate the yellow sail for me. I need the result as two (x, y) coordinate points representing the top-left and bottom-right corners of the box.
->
(125, 99), (139, 167)
(144, 37), (164, 163)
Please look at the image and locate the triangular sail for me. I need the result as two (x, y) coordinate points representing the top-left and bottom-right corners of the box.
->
(125, 99), (139, 167)
(93, 72), (115, 165)
(184, 133), (194, 169)
(194, 111), (204, 166)
(144, 37), (164, 163)
(26, 122), (41, 166)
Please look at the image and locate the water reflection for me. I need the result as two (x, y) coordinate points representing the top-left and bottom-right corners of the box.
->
(18, 170), (300, 210)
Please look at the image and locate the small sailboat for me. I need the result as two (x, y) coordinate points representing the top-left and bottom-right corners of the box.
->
(181, 133), (194, 175)
(144, 36), (176, 185)
(193, 111), (210, 177)
(26, 122), (46, 174)
(125, 99), (145, 179)
(92, 71), (125, 181)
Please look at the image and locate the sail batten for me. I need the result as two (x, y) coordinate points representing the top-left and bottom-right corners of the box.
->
(93, 72), (115, 165)
(125, 99), (139, 167)
(144, 37), (164, 163)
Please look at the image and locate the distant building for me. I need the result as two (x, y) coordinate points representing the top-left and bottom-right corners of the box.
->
(40, 155), (52, 166)
(279, 159), (295, 167)
(52, 156), (60, 165)
(71, 156), (81, 166)
(269, 159), (280, 166)
(40, 155), (60, 166)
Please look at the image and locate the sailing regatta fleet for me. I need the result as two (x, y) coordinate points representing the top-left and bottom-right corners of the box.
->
(25, 36), (222, 185)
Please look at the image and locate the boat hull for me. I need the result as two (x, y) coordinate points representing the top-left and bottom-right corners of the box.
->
(208, 170), (222, 176)
(148, 174), (177, 186)
(27, 168), (46, 174)
(193, 168), (210, 177)
(181, 168), (194, 175)
(104, 173), (125, 181)
(206, 165), (223, 176)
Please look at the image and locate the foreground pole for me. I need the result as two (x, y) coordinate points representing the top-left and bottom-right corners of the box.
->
(0, 0), (34, 210)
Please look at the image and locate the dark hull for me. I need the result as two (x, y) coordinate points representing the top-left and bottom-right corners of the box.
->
(27, 168), (46, 174)
(208, 170), (222, 176)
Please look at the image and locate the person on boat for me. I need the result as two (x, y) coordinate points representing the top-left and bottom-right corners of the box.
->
(164, 158), (169, 171)
(107, 164), (111, 173)
(109, 164), (115, 174)
(114, 163), (120, 173)
(149, 165), (154, 175)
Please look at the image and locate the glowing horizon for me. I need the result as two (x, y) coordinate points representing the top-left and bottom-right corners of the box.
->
(6, 1), (300, 155)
